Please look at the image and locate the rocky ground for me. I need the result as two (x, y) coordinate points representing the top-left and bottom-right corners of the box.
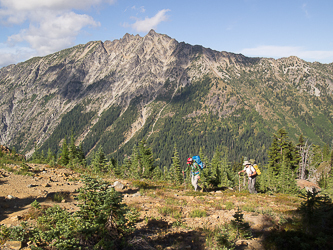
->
(0, 164), (309, 249)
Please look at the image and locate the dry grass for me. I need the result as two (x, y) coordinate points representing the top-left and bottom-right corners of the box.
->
(22, 205), (51, 220)
(157, 206), (182, 219)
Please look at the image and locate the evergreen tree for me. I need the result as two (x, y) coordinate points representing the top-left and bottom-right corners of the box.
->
(152, 166), (162, 180)
(201, 163), (212, 190)
(90, 146), (106, 173)
(46, 148), (53, 163)
(130, 145), (140, 179)
(199, 147), (205, 159)
(268, 128), (298, 175)
(171, 144), (183, 184)
(121, 156), (131, 178)
(46, 148), (56, 166)
(40, 150), (45, 162)
(199, 150), (211, 190)
(139, 139), (155, 178)
(323, 144), (330, 161)
(163, 166), (170, 182)
(68, 133), (77, 162)
(31, 144), (42, 163)
(58, 139), (69, 166)
(325, 171), (333, 198)
(211, 147), (221, 186)
(220, 155), (230, 187)
(111, 158), (122, 177)
(77, 143), (86, 166)
(278, 156), (298, 194)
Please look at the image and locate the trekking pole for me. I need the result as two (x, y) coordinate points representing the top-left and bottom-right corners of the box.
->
(183, 168), (186, 191)
(239, 174), (240, 192)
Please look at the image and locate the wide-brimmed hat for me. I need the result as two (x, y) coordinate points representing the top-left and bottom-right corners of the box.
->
(243, 160), (251, 166)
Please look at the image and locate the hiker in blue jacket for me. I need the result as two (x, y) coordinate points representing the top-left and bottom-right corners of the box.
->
(183, 157), (201, 191)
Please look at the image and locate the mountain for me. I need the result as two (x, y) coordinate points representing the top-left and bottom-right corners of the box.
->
(1, 30), (333, 166)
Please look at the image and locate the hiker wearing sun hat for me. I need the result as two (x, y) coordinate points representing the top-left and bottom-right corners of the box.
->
(238, 159), (257, 194)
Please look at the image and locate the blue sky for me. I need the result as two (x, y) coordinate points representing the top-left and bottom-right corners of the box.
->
(1, 0), (333, 68)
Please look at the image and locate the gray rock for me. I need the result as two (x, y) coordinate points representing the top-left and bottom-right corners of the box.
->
(4, 240), (22, 250)
(113, 181), (125, 191)
(132, 192), (141, 197)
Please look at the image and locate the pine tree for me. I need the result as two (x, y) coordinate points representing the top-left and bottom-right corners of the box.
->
(32, 144), (42, 163)
(139, 139), (155, 178)
(68, 133), (77, 162)
(46, 148), (56, 166)
(220, 155), (229, 187)
(77, 143), (86, 166)
(46, 148), (53, 163)
(163, 166), (171, 182)
(211, 147), (221, 186)
(268, 128), (298, 176)
(152, 166), (162, 180)
(171, 144), (183, 184)
(58, 139), (69, 166)
(278, 156), (298, 194)
(130, 145), (140, 179)
(121, 156), (131, 178)
(199, 150), (211, 190)
(91, 146), (106, 173)
(40, 150), (45, 163)
(230, 207), (252, 240)
(323, 144), (330, 161)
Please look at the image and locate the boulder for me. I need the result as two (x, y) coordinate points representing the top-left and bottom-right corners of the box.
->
(4, 241), (22, 250)
(113, 181), (125, 191)
(132, 192), (141, 198)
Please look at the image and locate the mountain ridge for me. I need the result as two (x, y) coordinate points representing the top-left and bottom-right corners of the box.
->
(0, 30), (332, 165)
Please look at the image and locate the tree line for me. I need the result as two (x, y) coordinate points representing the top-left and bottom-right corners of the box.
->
(27, 128), (333, 196)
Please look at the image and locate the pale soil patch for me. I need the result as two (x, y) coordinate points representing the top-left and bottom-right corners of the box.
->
(0, 164), (303, 249)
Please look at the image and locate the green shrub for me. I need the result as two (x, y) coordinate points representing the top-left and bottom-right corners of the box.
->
(132, 180), (150, 189)
(53, 192), (69, 202)
(33, 205), (80, 249)
(225, 201), (234, 210)
(189, 209), (207, 218)
(2, 176), (139, 249)
(0, 222), (28, 243)
(158, 206), (181, 219)
(31, 200), (41, 209)
(215, 208), (252, 249)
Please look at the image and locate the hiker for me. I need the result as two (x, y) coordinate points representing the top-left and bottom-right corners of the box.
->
(238, 160), (257, 194)
(183, 157), (201, 191)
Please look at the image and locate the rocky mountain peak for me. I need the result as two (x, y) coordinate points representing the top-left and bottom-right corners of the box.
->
(147, 29), (157, 37)
(0, 30), (332, 161)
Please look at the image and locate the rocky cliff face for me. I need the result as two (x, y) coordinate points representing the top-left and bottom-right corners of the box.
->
(0, 30), (332, 160)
